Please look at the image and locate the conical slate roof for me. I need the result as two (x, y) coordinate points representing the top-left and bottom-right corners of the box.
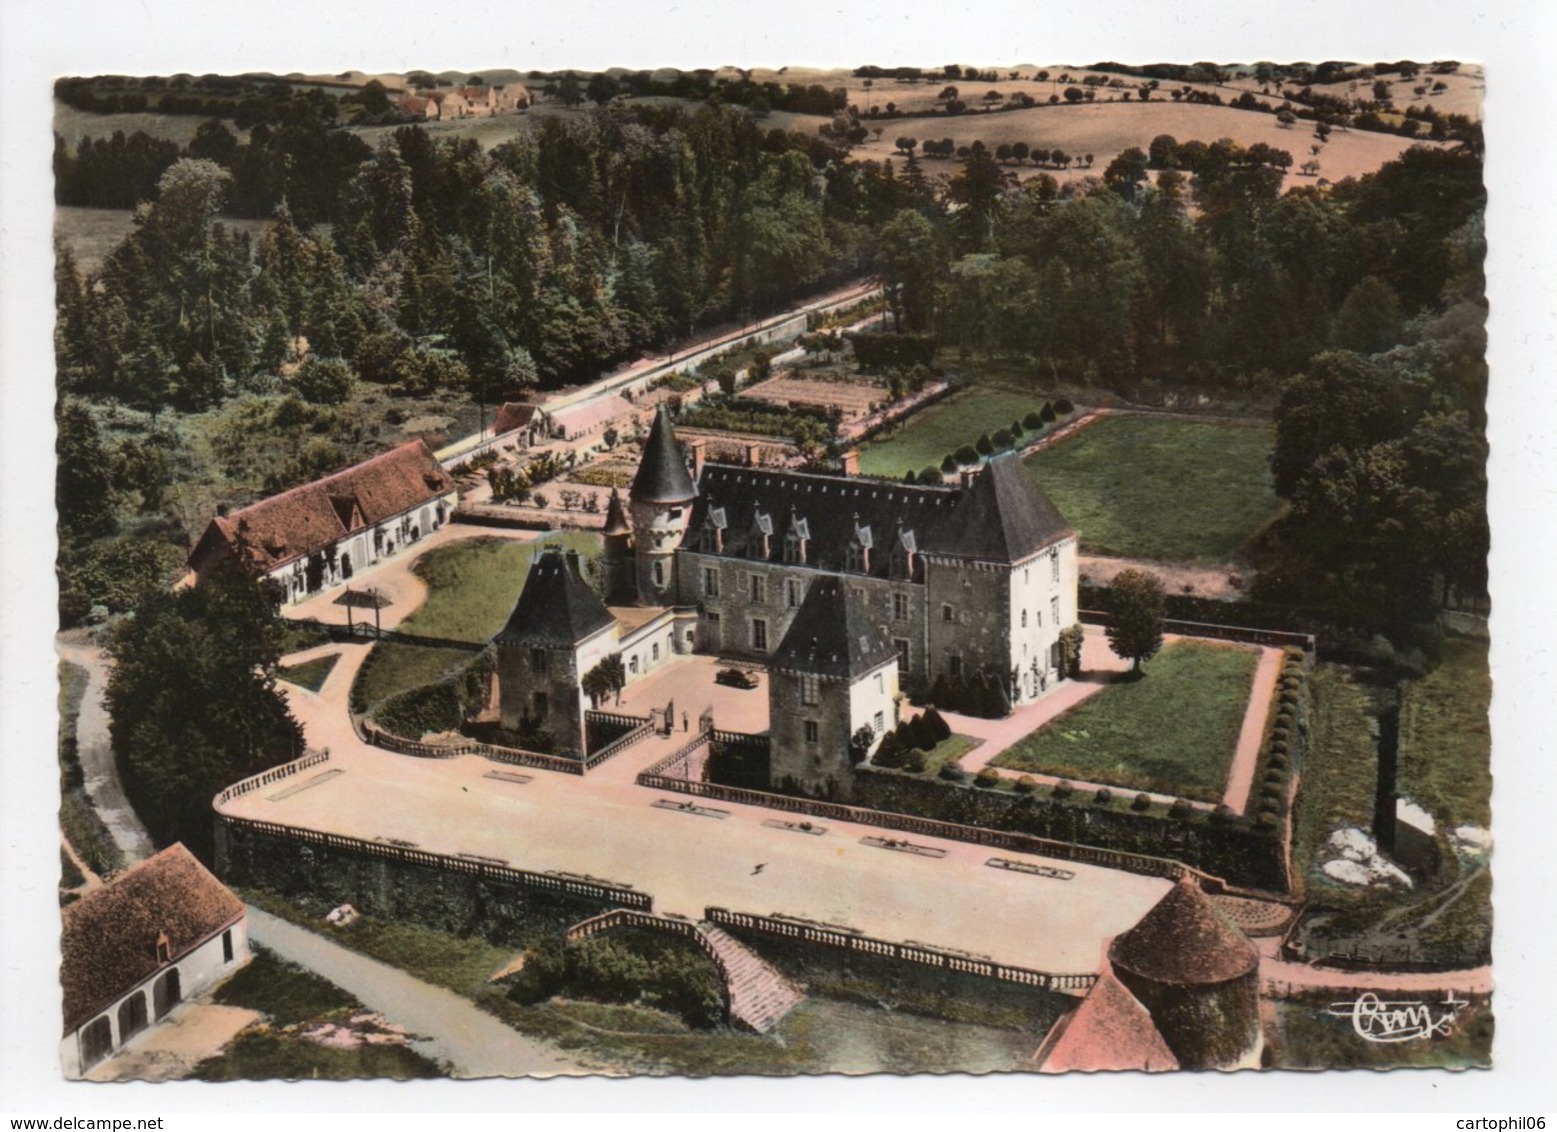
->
(1035, 966), (1180, 1073)
(923, 452), (1072, 563)
(630, 405), (697, 505)
(495, 548), (614, 647)
(601, 488), (632, 536)
(1108, 875), (1259, 987)
(771, 576), (897, 679)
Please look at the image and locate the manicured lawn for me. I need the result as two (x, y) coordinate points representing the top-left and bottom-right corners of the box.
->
(278, 653), (339, 693)
(1024, 413), (1280, 561)
(916, 734), (980, 776)
(857, 389), (1055, 478)
(990, 640), (1258, 801)
(1400, 635), (1492, 828)
(353, 532), (601, 712)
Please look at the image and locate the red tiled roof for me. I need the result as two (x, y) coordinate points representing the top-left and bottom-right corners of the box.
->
(492, 401), (541, 436)
(194, 440), (454, 574)
(1108, 875), (1260, 986)
(1035, 967), (1180, 1073)
(61, 845), (245, 1035)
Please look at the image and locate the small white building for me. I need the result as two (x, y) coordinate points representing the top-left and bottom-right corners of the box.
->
(188, 439), (458, 605)
(60, 844), (250, 1078)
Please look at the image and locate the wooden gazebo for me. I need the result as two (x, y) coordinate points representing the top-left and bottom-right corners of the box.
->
(334, 586), (393, 636)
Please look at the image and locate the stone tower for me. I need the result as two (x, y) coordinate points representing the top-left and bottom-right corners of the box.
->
(767, 576), (899, 802)
(1106, 875), (1262, 1070)
(628, 405), (697, 605)
(599, 487), (637, 605)
(493, 547), (617, 753)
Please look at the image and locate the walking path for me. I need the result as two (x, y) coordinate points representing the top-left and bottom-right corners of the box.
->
(55, 638), (156, 864)
(246, 907), (600, 1078)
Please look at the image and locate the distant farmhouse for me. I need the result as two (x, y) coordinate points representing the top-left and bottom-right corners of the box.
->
(496, 407), (1079, 795)
(397, 83), (528, 120)
(188, 439), (456, 605)
(60, 845), (249, 1078)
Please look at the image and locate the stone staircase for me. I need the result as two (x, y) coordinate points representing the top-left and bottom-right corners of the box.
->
(564, 908), (804, 1033)
(695, 922), (805, 1034)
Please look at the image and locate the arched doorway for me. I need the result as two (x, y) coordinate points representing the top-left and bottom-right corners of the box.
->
(340, 552), (353, 580)
(80, 1016), (113, 1067)
(117, 991), (148, 1043)
(153, 968), (181, 1019)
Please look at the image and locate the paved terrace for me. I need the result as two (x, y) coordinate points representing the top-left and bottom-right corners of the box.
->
(226, 644), (1170, 976)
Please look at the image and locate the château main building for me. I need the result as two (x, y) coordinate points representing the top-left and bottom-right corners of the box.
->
(497, 407), (1080, 767)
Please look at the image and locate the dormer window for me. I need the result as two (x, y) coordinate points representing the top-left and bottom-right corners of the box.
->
(749, 509), (773, 559)
(155, 932), (172, 965)
(848, 517), (872, 574)
(784, 531), (802, 564)
(783, 515), (810, 564)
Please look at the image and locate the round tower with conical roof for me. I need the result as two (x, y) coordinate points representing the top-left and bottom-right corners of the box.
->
(599, 488), (637, 604)
(628, 406), (697, 605)
(1106, 874), (1262, 1070)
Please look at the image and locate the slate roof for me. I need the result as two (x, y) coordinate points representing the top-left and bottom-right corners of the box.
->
(630, 406), (697, 505)
(1035, 967), (1180, 1073)
(60, 844), (245, 1035)
(1108, 875), (1260, 987)
(494, 548), (615, 647)
(770, 576), (898, 679)
(688, 457), (1070, 574)
(190, 439), (454, 575)
(601, 488), (632, 536)
(922, 452), (1073, 562)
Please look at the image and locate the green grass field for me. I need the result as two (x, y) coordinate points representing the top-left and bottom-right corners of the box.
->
(278, 654), (339, 693)
(352, 531), (600, 712)
(991, 640), (1259, 801)
(1400, 635), (1492, 828)
(1024, 413), (1280, 562)
(857, 390), (1052, 478)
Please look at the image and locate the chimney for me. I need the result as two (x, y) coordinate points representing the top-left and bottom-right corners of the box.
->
(688, 438), (707, 482)
(216, 503), (229, 518)
(746, 443), (763, 468)
(960, 466), (981, 490)
(841, 449), (860, 476)
(565, 548), (583, 579)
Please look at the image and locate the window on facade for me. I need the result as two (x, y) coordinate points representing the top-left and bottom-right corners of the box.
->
(942, 604), (954, 623)
(949, 655), (963, 678)
(846, 542), (864, 572)
(787, 578), (802, 608)
(530, 648), (547, 673)
(875, 673), (884, 695)
(893, 592), (909, 621)
(703, 568), (719, 597)
(750, 574), (766, 603)
(652, 643), (660, 662)
(222, 930), (234, 963)
(894, 638), (910, 669)
(804, 720), (819, 744)
(801, 674), (819, 706)
(784, 533), (801, 563)
(653, 561), (665, 587)
(1036, 608), (1043, 629)
(874, 710), (885, 734)
(752, 618), (768, 652)
(1051, 549), (1060, 583)
(1051, 596), (1060, 625)
(1021, 609), (1028, 628)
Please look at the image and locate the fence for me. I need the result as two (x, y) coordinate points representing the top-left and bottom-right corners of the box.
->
(363, 722), (589, 775)
(436, 425), (526, 469)
(580, 718), (656, 771)
(323, 622), (485, 652)
(565, 909), (733, 1005)
(216, 749), (330, 805)
(218, 813), (651, 909)
(1079, 610), (1316, 654)
(705, 907), (1097, 994)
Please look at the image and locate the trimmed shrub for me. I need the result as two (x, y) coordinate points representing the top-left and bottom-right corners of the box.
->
(1131, 792), (1152, 812)
(955, 444), (979, 466)
(1169, 798), (1194, 820)
(941, 453), (959, 474)
(903, 748), (928, 773)
(1267, 752), (1289, 772)
(975, 767), (1000, 789)
(976, 432), (994, 456)
(1014, 775), (1038, 794)
(919, 465), (943, 484)
(1023, 410), (1044, 430)
(1052, 779), (1074, 800)
(1209, 803), (1235, 825)
(1041, 401), (1057, 422)
(902, 469), (918, 484)
(938, 763), (968, 783)
(1011, 419), (1025, 438)
(1053, 397), (1074, 414)
(1256, 811), (1280, 830)
(993, 428), (1013, 450)
(920, 706), (952, 743)
(1093, 787), (1113, 806)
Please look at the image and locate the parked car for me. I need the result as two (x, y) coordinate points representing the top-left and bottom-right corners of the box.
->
(715, 667), (759, 689)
